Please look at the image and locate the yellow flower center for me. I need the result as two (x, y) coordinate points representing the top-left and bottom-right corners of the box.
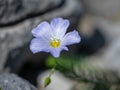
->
(50, 39), (60, 48)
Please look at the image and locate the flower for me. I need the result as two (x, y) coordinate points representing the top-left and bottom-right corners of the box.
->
(30, 17), (81, 58)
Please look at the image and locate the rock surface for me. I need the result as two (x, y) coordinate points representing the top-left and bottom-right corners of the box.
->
(81, 0), (120, 19)
(37, 70), (75, 90)
(87, 20), (120, 74)
(0, 0), (62, 26)
(0, 73), (38, 90)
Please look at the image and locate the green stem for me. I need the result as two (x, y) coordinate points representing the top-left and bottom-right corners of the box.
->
(48, 58), (57, 78)
(44, 58), (57, 87)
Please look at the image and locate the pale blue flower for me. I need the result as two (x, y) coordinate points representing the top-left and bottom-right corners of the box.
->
(30, 17), (81, 58)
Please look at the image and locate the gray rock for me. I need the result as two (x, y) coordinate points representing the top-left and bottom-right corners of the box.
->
(81, 0), (120, 18)
(79, 20), (120, 75)
(0, 0), (61, 26)
(104, 37), (120, 73)
(37, 70), (75, 90)
(0, 20), (33, 72)
(0, 73), (38, 90)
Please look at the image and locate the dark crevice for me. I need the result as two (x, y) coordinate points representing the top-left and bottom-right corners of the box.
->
(0, 0), (65, 27)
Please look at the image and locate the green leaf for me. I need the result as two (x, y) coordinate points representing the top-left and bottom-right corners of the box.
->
(44, 77), (51, 87)
(0, 87), (2, 90)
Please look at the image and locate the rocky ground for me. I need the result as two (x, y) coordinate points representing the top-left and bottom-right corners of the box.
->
(0, 0), (82, 90)
(0, 73), (38, 90)
(1, 0), (120, 90)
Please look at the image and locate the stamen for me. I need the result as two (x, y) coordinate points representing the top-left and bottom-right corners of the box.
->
(50, 38), (60, 48)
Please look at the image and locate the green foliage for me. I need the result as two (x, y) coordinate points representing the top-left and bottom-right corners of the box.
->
(46, 56), (120, 90)
(93, 82), (110, 90)
(46, 55), (105, 80)
(46, 55), (79, 73)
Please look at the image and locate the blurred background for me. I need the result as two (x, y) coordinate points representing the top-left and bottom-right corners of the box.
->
(0, 0), (120, 90)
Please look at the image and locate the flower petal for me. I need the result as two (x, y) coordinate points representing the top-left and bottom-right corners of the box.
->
(50, 46), (68, 58)
(62, 30), (81, 46)
(32, 21), (52, 39)
(50, 17), (70, 38)
(30, 38), (50, 53)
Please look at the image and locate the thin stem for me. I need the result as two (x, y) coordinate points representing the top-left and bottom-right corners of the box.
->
(48, 58), (57, 78)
